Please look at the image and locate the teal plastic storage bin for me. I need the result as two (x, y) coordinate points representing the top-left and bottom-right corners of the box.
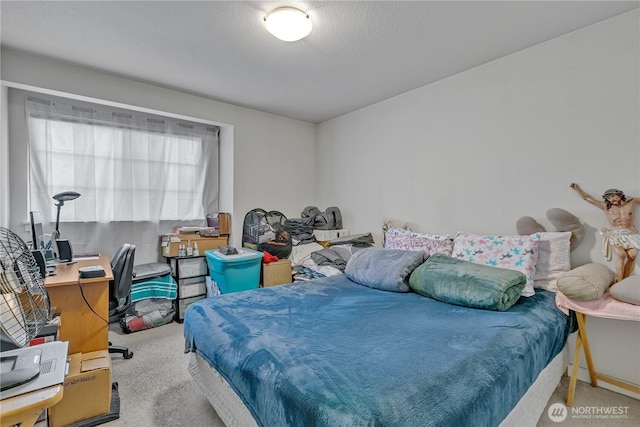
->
(205, 248), (263, 294)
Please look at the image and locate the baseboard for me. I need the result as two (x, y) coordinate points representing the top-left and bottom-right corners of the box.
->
(569, 364), (640, 400)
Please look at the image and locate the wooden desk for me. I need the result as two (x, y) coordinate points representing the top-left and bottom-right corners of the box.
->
(0, 385), (63, 427)
(44, 254), (113, 354)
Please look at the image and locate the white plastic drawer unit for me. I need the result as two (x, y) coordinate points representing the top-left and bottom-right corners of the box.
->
(179, 277), (207, 299)
(171, 256), (208, 278)
(178, 295), (206, 319)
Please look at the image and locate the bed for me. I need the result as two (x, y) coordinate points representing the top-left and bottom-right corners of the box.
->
(184, 240), (575, 427)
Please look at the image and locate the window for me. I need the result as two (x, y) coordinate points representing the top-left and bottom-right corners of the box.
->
(25, 95), (219, 224)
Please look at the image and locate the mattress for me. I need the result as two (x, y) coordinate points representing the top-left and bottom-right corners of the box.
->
(187, 345), (569, 427)
(184, 274), (573, 426)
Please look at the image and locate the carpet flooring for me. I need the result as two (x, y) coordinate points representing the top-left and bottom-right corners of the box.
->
(104, 321), (640, 427)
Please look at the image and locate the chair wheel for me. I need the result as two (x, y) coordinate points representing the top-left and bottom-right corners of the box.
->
(124, 351), (134, 359)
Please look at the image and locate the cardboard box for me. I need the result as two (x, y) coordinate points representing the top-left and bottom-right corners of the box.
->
(206, 212), (231, 235)
(49, 351), (112, 427)
(161, 235), (228, 257)
(262, 259), (293, 287)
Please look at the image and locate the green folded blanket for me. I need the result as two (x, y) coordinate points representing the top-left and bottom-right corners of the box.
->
(408, 254), (526, 311)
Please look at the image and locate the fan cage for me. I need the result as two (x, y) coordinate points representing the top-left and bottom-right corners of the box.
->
(0, 226), (51, 347)
(242, 209), (290, 247)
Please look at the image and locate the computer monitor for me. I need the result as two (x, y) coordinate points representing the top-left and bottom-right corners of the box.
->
(29, 211), (46, 251)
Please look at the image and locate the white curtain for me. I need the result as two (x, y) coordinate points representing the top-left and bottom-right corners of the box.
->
(0, 87), (9, 228)
(25, 94), (219, 263)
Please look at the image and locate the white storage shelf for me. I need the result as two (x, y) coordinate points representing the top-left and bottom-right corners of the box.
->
(180, 279), (207, 299)
(169, 255), (209, 322)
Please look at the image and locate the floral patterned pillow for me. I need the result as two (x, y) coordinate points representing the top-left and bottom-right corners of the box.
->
(452, 232), (540, 297)
(384, 227), (454, 256)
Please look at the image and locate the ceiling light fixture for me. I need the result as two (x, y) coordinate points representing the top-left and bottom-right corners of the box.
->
(264, 7), (312, 42)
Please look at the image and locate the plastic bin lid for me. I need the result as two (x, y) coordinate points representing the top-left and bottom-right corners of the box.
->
(205, 248), (262, 263)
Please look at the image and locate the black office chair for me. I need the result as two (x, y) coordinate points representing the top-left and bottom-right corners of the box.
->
(109, 243), (135, 359)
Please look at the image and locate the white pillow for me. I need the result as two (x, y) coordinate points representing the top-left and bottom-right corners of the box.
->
(452, 232), (540, 297)
(610, 276), (640, 305)
(557, 263), (615, 301)
(533, 232), (572, 291)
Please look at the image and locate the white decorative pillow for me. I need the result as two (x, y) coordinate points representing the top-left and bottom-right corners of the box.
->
(452, 232), (540, 297)
(384, 227), (453, 256)
(533, 232), (572, 291)
(557, 263), (615, 301)
(609, 276), (640, 305)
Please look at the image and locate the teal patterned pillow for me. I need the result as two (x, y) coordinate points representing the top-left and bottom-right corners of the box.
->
(452, 232), (540, 297)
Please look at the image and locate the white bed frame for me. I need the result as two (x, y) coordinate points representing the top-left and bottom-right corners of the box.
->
(188, 344), (569, 427)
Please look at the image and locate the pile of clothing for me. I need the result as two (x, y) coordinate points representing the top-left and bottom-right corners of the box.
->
(121, 263), (177, 333)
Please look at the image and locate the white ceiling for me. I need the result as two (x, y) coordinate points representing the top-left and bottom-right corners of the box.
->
(1, 1), (638, 124)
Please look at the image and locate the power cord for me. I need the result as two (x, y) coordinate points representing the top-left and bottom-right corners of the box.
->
(77, 281), (109, 325)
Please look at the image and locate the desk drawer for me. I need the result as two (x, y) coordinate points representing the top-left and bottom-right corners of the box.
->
(179, 278), (207, 299)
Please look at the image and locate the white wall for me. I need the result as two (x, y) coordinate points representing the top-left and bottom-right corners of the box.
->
(1, 48), (317, 261)
(317, 11), (639, 258)
(317, 10), (640, 394)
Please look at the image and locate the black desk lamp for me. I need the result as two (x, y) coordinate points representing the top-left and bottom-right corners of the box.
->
(50, 192), (81, 259)
(52, 191), (81, 236)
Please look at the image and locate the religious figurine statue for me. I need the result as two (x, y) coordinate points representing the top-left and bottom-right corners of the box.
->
(570, 183), (640, 282)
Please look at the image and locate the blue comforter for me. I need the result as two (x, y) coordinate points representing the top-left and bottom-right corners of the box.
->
(184, 275), (572, 427)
